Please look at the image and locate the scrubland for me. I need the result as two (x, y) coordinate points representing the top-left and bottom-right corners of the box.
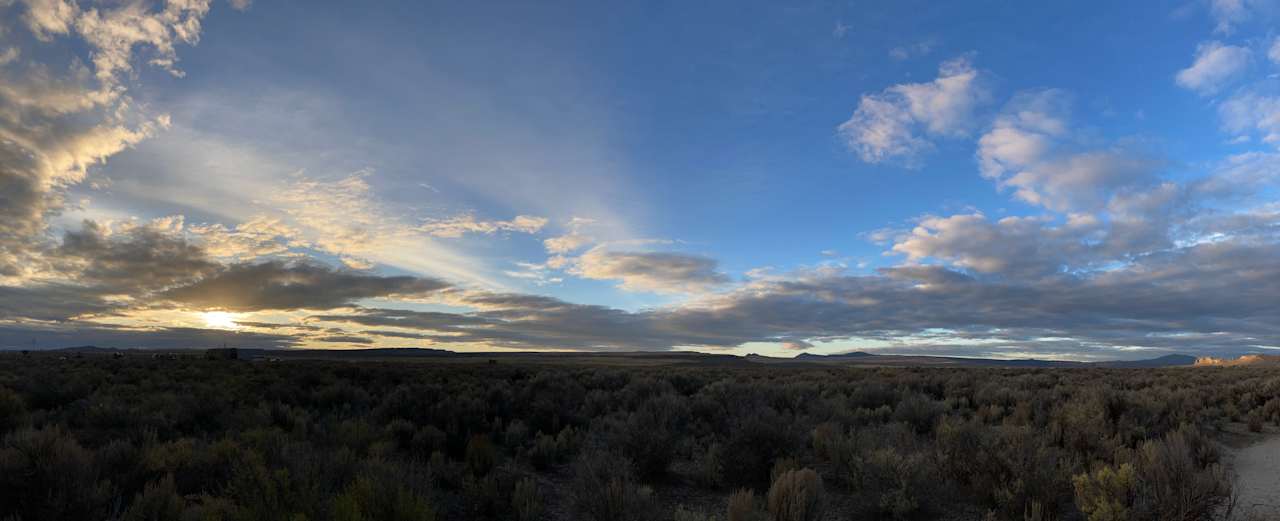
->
(1, 354), (1277, 520)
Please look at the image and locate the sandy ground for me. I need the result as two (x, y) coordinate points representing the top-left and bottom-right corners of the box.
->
(1232, 434), (1280, 519)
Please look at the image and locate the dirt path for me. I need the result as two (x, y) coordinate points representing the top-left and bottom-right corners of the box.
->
(1232, 434), (1280, 519)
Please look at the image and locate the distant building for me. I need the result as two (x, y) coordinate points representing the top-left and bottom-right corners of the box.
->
(205, 348), (239, 360)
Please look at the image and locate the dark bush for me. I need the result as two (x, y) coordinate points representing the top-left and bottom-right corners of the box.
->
(0, 355), (1275, 521)
(570, 451), (654, 521)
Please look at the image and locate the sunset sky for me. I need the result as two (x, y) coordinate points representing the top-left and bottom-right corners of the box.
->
(3, 0), (1280, 359)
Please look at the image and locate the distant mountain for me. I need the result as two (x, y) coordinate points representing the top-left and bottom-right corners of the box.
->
(10, 345), (1203, 369)
(238, 347), (455, 359)
(777, 351), (1199, 368)
(779, 351), (1080, 367)
(1098, 354), (1198, 368)
(795, 351), (874, 360)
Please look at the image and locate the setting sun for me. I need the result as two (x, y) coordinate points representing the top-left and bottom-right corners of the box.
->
(201, 312), (241, 330)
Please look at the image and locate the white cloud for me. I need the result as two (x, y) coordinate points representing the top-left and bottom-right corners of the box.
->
(419, 214), (547, 238)
(0, 0), (209, 278)
(503, 261), (563, 286)
(1218, 92), (1280, 144)
(186, 217), (296, 261)
(977, 90), (1158, 212)
(832, 20), (849, 39)
(888, 40), (935, 61)
(20, 0), (77, 41)
(261, 170), (508, 286)
(544, 233), (592, 254)
(0, 47), (18, 66)
(838, 56), (987, 165)
(1208, 0), (1259, 34)
(1175, 41), (1250, 94)
(1270, 36), (1280, 64)
(890, 213), (1097, 278)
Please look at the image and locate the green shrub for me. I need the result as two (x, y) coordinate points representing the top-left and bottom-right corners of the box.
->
(570, 451), (654, 521)
(766, 468), (823, 521)
(0, 387), (25, 434)
(512, 477), (544, 521)
(618, 397), (681, 479)
(695, 442), (725, 488)
(726, 488), (764, 521)
(1131, 428), (1231, 520)
(0, 426), (111, 520)
(122, 474), (185, 521)
(721, 409), (794, 489)
(332, 474), (435, 521)
(529, 432), (559, 470)
(1247, 409), (1264, 433)
(674, 505), (720, 521)
(1073, 463), (1135, 521)
(1072, 427), (1232, 521)
(465, 435), (497, 477)
(769, 458), (799, 484)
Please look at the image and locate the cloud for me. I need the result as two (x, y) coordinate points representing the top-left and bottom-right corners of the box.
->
(838, 56), (988, 165)
(782, 340), (814, 351)
(0, 322), (297, 350)
(0, 284), (114, 322)
(832, 20), (849, 39)
(0, 0), (208, 277)
(1218, 91), (1280, 144)
(977, 90), (1160, 212)
(1206, 0), (1276, 34)
(503, 262), (564, 286)
(543, 233), (592, 254)
(570, 248), (730, 293)
(890, 213), (1094, 279)
(418, 214), (547, 238)
(300, 231), (1280, 355)
(162, 260), (451, 311)
(55, 219), (219, 293)
(1270, 37), (1280, 64)
(888, 40), (935, 61)
(313, 334), (374, 345)
(1175, 41), (1250, 94)
(186, 217), (296, 261)
(0, 47), (19, 66)
(260, 170), (504, 285)
(20, 0), (78, 41)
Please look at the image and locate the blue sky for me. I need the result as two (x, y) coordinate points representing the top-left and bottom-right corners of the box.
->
(3, 0), (1280, 359)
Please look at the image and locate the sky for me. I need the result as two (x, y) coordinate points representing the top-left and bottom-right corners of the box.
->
(2, 0), (1280, 360)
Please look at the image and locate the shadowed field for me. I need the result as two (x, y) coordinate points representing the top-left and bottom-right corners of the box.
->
(1, 352), (1276, 521)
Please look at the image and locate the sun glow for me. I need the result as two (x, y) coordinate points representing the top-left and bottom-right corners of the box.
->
(201, 311), (242, 330)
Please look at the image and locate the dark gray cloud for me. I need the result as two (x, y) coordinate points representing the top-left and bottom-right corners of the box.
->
(313, 335), (374, 345)
(0, 322), (297, 350)
(0, 284), (115, 321)
(573, 249), (730, 293)
(306, 233), (1280, 357)
(0, 0), (192, 277)
(162, 260), (451, 311)
(56, 220), (219, 292)
(0, 220), (222, 323)
(233, 321), (326, 331)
